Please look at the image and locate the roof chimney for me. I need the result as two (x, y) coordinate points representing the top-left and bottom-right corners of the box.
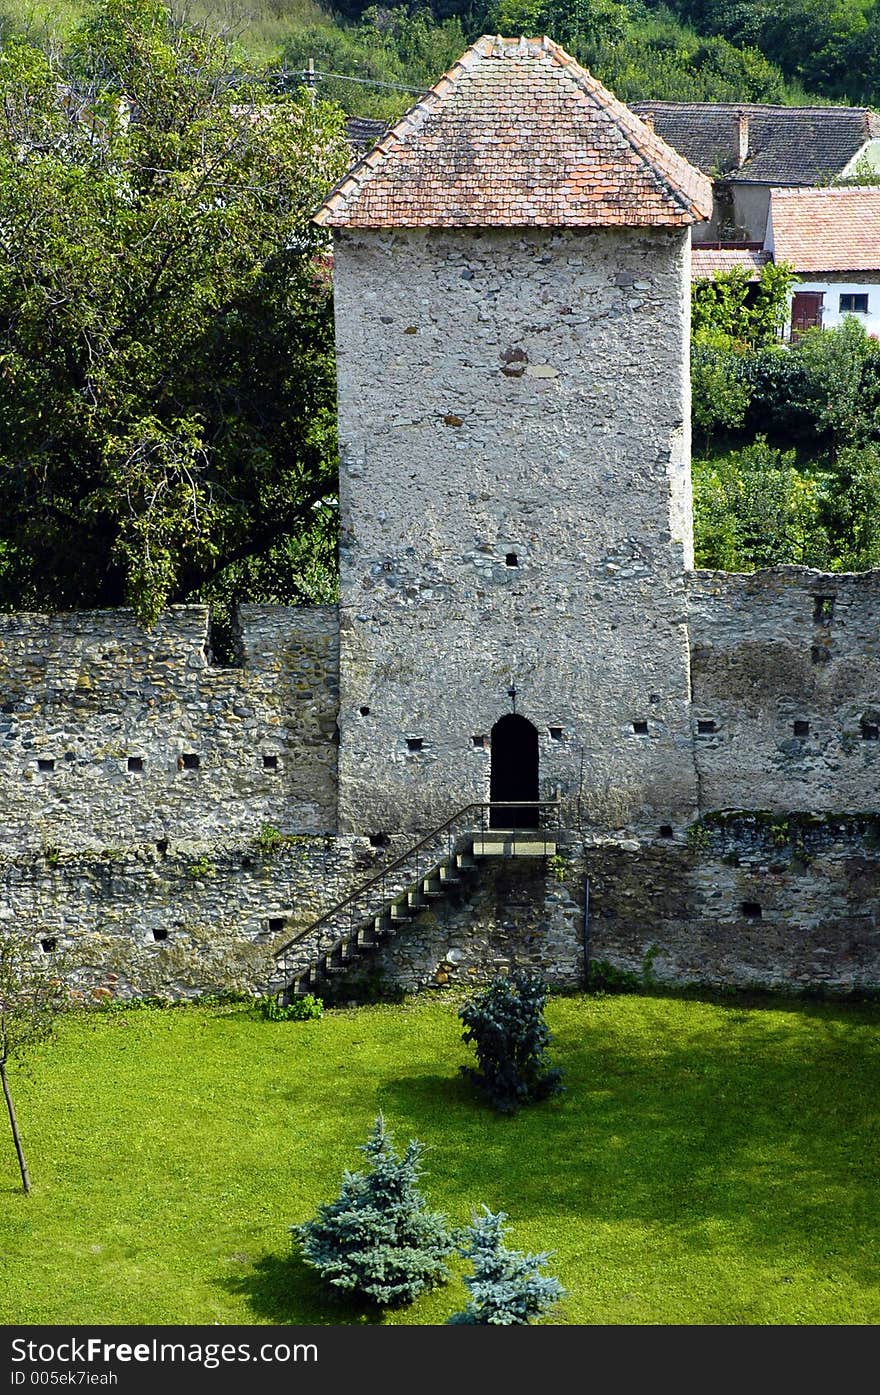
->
(642, 111), (654, 132)
(735, 110), (749, 167)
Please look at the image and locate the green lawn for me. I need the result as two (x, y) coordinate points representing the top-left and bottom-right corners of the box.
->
(1, 990), (879, 1325)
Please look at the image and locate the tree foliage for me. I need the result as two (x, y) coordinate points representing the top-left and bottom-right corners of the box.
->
(281, 5), (467, 121)
(459, 969), (563, 1114)
(693, 440), (832, 570)
(292, 1113), (456, 1306)
(448, 1206), (565, 1325)
(0, 0), (349, 625)
(692, 262), (797, 346)
(655, 0), (880, 104)
(692, 313), (880, 573)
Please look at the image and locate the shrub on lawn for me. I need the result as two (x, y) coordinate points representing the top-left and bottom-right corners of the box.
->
(257, 993), (323, 1021)
(448, 1206), (565, 1325)
(458, 969), (563, 1114)
(292, 1113), (456, 1306)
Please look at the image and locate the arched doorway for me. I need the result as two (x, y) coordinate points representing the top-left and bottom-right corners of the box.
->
(490, 714), (539, 828)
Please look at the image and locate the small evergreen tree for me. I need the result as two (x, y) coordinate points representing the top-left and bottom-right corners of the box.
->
(448, 1207), (565, 1325)
(292, 1113), (455, 1306)
(458, 969), (563, 1114)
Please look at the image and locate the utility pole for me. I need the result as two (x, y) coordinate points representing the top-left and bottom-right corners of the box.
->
(306, 57), (316, 106)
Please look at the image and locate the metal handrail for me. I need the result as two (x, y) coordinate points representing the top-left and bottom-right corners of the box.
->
(273, 798), (561, 962)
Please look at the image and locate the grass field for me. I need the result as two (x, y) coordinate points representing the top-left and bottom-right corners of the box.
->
(2, 989), (879, 1326)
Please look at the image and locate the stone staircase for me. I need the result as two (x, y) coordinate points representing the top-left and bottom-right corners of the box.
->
(271, 804), (558, 1001)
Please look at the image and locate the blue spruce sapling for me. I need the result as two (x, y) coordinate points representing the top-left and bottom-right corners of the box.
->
(448, 1206), (565, 1325)
(292, 1113), (455, 1306)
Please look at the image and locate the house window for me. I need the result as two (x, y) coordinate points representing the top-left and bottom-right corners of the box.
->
(839, 293), (869, 315)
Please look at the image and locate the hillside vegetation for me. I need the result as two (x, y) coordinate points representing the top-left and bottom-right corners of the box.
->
(2, 0), (879, 117)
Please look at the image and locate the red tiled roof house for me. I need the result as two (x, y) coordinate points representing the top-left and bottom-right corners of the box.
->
(765, 186), (880, 337)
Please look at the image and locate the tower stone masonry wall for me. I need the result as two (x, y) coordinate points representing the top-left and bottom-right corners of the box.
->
(334, 224), (699, 837)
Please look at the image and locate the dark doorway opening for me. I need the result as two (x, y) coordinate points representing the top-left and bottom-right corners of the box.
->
(490, 714), (539, 828)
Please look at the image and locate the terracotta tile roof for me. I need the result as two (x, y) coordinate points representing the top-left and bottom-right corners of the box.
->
(768, 186), (880, 272)
(691, 246), (769, 281)
(315, 35), (712, 228)
(630, 101), (880, 185)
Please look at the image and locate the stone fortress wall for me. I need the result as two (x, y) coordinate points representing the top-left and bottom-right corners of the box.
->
(2, 570), (880, 1000)
(0, 604), (339, 852)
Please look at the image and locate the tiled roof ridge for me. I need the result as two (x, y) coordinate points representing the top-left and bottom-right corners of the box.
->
(771, 184), (880, 195)
(632, 99), (877, 116)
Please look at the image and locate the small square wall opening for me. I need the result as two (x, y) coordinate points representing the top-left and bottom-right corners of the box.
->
(632, 721), (649, 736)
(741, 901), (762, 920)
(697, 720), (717, 735)
(267, 916), (286, 934)
(40, 937), (57, 953)
(549, 727), (564, 741)
(658, 825), (674, 839)
(369, 833), (390, 848)
(152, 928), (169, 942)
(181, 753), (200, 770)
(861, 720), (880, 741)
(814, 595), (835, 624)
(37, 758), (55, 772)
(359, 706), (371, 716)
(472, 735), (486, 748)
(793, 721), (810, 738)
(127, 756), (144, 772)
(262, 754), (278, 770)
(407, 738), (424, 752)
(505, 553), (519, 567)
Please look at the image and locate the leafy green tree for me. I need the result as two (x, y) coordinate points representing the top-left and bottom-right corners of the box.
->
(821, 441), (880, 570)
(691, 330), (752, 449)
(587, 11), (796, 103)
(448, 1206), (565, 1325)
(792, 317), (880, 444)
(0, 932), (70, 1193)
(692, 439), (832, 570)
(292, 1113), (456, 1306)
(459, 969), (563, 1114)
(0, 0), (350, 625)
(486, 0), (629, 54)
(692, 262), (796, 346)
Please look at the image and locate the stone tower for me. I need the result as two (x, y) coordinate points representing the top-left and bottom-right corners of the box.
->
(316, 35), (712, 837)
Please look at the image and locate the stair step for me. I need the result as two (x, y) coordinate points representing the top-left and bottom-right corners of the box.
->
(456, 853), (476, 869)
(472, 837), (556, 858)
(407, 891), (428, 909)
(423, 878), (442, 895)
